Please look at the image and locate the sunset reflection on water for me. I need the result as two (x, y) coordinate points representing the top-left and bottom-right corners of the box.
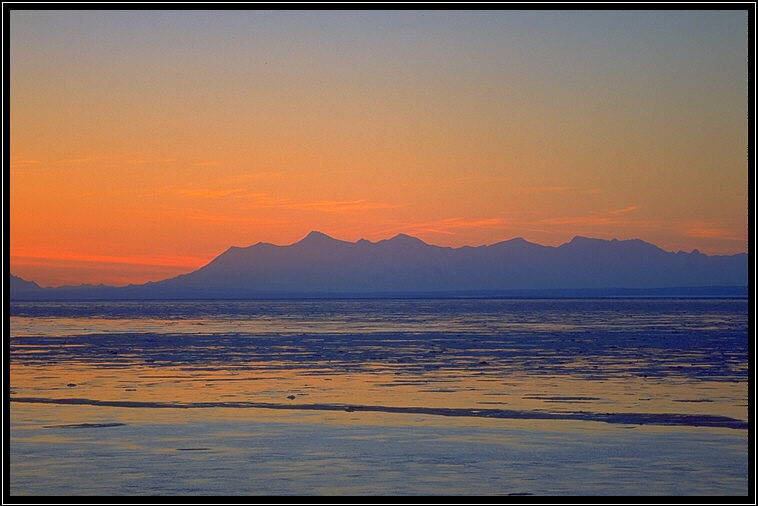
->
(10, 356), (747, 422)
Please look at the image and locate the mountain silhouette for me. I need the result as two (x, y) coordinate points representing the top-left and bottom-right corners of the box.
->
(10, 232), (748, 299)
(9, 273), (43, 292)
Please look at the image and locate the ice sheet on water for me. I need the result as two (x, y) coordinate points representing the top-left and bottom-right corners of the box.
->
(9, 299), (749, 382)
(10, 299), (749, 495)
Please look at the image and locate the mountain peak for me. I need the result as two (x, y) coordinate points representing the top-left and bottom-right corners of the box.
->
(390, 233), (427, 244)
(297, 231), (336, 244)
(375, 233), (429, 249)
(293, 231), (355, 249)
(569, 235), (602, 244)
(306, 230), (331, 239)
(505, 237), (529, 244)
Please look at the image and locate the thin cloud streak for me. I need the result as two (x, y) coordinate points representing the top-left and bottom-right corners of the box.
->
(124, 158), (176, 164)
(170, 172), (401, 213)
(10, 158), (40, 168)
(284, 199), (404, 212)
(176, 188), (244, 199)
(24, 153), (178, 167)
(683, 223), (745, 242)
(57, 154), (126, 164)
(11, 250), (212, 269)
(535, 206), (642, 227)
(518, 186), (576, 194)
(517, 186), (604, 195)
(186, 213), (286, 225)
(235, 194), (403, 213)
(538, 216), (621, 226)
(221, 172), (284, 184)
(609, 206), (638, 215)
(377, 217), (514, 238)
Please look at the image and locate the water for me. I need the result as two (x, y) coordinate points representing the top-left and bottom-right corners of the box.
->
(9, 298), (750, 495)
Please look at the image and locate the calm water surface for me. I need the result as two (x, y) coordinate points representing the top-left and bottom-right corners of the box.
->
(9, 298), (749, 495)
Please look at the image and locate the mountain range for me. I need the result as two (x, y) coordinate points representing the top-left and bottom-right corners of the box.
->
(10, 232), (748, 299)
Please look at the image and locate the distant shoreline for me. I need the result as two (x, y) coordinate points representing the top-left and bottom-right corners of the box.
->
(9, 285), (749, 302)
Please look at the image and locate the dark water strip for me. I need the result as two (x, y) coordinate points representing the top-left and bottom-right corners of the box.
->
(10, 396), (747, 430)
(42, 422), (126, 429)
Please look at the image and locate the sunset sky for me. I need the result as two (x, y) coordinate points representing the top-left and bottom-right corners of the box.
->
(10, 10), (748, 287)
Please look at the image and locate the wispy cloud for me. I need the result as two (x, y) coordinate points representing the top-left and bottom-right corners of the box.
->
(534, 205), (639, 227)
(283, 199), (403, 212)
(233, 194), (403, 213)
(186, 213), (285, 225)
(64, 155), (122, 164)
(124, 158), (176, 164)
(609, 206), (637, 215)
(236, 194), (291, 207)
(222, 172), (284, 184)
(231, 192), (269, 199)
(517, 186), (604, 195)
(52, 154), (138, 165)
(175, 188), (244, 199)
(683, 223), (745, 242)
(10, 154), (167, 172)
(10, 249), (211, 269)
(174, 190), (401, 215)
(170, 174), (285, 200)
(519, 186), (576, 193)
(537, 215), (619, 226)
(10, 158), (40, 169)
(379, 217), (513, 237)
(171, 171), (397, 214)
(30, 153), (178, 166)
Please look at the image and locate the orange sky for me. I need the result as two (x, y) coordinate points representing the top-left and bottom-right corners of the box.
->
(10, 10), (748, 287)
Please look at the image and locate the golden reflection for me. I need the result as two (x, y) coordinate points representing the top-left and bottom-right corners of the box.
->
(10, 359), (748, 424)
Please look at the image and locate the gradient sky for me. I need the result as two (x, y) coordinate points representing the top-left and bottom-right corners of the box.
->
(10, 10), (748, 287)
